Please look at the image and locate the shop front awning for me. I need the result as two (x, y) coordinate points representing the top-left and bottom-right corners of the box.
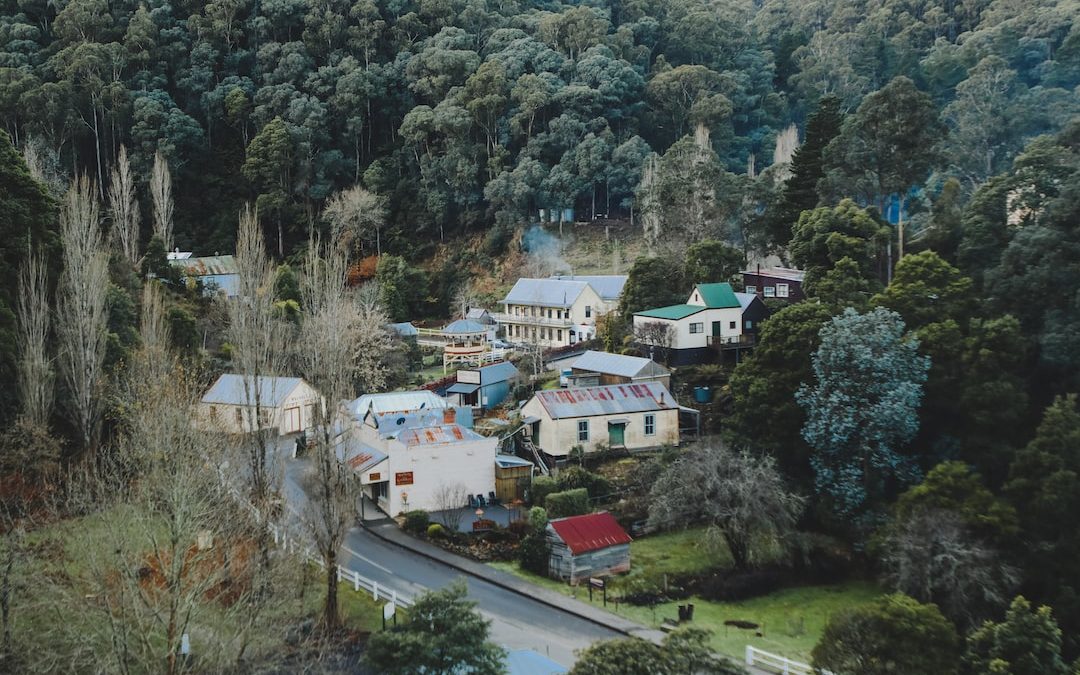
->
(446, 382), (480, 395)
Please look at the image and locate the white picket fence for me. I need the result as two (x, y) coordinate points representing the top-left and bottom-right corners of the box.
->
(745, 646), (822, 675)
(268, 522), (413, 608)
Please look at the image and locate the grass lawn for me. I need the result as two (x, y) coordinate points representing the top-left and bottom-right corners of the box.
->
(490, 526), (882, 662)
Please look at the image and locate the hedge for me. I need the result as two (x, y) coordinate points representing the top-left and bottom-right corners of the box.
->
(544, 488), (590, 519)
(403, 510), (430, 533)
(530, 475), (558, 507)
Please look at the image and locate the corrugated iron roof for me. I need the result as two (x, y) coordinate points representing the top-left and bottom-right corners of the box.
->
(531, 382), (676, 419)
(549, 275), (627, 301)
(442, 319), (488, 335)
(572, 350), (667, 379)
(347, 391), (448, 418)
(201, 374), (305, 407)
(170, 255), (239, 276)
(634, 304), (705, 320)
(472, 361), (519, 384)
(394, 423), (484, 446)
(548, 512), (632, 555)
(334, 432), (388, 474)
(387, 322), (419, 337)
(741, 266), (806, 282)
(501, 278), (590, 308)
(693, 283), (741, 308)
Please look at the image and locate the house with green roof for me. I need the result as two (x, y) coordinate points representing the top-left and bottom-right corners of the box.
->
(632, 283), (766, 365)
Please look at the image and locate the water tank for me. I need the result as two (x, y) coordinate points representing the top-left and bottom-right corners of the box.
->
(538, 208), (547, 222)
(693, 386), (712, 403)
(562, 207), (575, 222)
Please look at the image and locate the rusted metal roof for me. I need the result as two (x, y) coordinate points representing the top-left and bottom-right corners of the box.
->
(531, 382), (676, 420)
(548, 512), (632, 555)
(395, 423), (483, 446)
(170, 255), (239, 276)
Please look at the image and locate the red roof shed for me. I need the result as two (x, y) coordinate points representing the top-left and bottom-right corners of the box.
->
(548, 512), (632, 555)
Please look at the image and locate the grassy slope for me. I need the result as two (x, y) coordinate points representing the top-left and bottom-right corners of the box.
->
(491, 527), (881, 662)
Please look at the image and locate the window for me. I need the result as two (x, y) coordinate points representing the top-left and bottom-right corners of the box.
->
(577, 420), (589, 442)
(763, 286), (776, 298)
(745, 285), (757, 294)
(531, 307), (537, 317)
(557, 329), (563, 341)
(729, 321), (736, 329)
(235, 408), (243, 425)
(689, 322), (703, 334)
(777, 283), (790, 298)
(585, 305), (592, 318)
(209, 406), (217, 420)
(644, 414), (655, 436)
(547, 308), (553, 318)
(745, 320), (753, 329)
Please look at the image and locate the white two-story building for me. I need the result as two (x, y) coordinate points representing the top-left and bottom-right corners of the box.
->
(632, 283), (755, 365)
(495, 278), (609, 348)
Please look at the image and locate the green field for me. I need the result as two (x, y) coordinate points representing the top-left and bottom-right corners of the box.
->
(490, 526), (882, 662)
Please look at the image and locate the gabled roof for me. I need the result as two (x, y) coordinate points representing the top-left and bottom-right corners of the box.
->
(502, 278), (592, 308)
(443, 318), (488, 335)
(347, 391), (448, 419)
(548, 512), (632, 555)
(734, 292), (759, 311)
(691, 283), (741, 308)
(634, 304), (706, 320)
(466, 308), (494, 322)
(335, 432), (388, 474)
(465, 361), (519, 385)
(394, 423), (484, 446)
(387, 322), (419, 337)
(549, 275), (628, 301)
(530, 382), (676, 419)
(572, 350), (668, 379)
(202, 374), (305, 407)
(170, 255), (238, 276)
(741, 266), (806, 282)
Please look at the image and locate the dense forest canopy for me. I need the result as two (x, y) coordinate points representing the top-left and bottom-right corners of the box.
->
(0, 0), (1076, 258)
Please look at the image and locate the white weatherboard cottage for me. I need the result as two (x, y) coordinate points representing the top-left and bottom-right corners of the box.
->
(632, 282), (754, 365)
(198, 374), (323, 435)
(520, 382), (680, 458)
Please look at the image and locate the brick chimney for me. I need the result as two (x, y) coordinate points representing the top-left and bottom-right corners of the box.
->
(443, 407), (457, 424)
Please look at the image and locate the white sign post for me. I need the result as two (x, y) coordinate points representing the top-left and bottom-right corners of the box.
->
(383, 601), (396, 629)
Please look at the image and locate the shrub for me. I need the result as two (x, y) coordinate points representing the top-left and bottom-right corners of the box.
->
(528, 506), (548, 532)
(518, 532), (551, 576)
(427, 523), (445, 539)
(404, 510), (430, 533)
(530, 475), (558, 507)
(545, 488), (590, 518)
(557, 466), (613, 500)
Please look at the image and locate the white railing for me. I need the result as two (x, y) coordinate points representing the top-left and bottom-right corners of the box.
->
(745, 646), (822, 675)
(268, 523), (413, 608)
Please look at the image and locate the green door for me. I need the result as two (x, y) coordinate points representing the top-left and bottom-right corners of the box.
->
(608, 422), (626, 447)
(712, 321), (722, 337)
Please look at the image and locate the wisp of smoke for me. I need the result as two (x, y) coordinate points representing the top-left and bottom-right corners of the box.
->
(521, 225), (572, 276)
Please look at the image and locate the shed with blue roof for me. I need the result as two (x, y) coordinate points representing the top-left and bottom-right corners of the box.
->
(447, 361), (521, 410)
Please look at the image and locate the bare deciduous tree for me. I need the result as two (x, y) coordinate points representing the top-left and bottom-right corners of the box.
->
(108, 144), (141, 266)
(882, 508), (1019, 630)
(648, 444), (804, 571)
(433, 483), (471, 532)
(322, 185), (388, 256)
(150, 150), (174, 251)
(21, 136), (66, 197)
(228, 205), (288, 576)
(56, 175), (110, 457)
(294, 238), (391, 630)
(634, 321), (675, 364)
(16, 253), (53, 430)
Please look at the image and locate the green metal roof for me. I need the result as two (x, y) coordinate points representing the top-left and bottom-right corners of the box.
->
(634, 304), (706, 320)
(695, 283), (741, 308)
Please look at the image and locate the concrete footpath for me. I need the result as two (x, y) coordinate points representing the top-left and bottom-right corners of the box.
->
(364, 520), (668, 643)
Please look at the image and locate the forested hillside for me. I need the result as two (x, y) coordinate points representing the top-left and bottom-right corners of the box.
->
(1, 0), (1076, 258)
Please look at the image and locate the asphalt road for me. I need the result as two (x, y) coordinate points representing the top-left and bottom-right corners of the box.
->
(340, 524), (622, 667)
(277, 439), (621, 667)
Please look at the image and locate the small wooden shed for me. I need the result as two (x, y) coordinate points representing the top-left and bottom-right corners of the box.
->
(494, 455), (533, 504)
(546, 512), (632, 584)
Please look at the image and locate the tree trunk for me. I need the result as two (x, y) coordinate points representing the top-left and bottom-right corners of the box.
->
(897, 193), (905, 261)
(324, 548), (340, 630)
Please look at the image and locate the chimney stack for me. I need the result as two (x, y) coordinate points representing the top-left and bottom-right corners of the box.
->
(443, 407), (457, 425)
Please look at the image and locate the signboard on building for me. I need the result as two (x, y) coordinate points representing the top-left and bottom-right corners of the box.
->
(368, 472), (381, 482)
(395, 471), (414, 486)
(458, 370), (481, 384)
